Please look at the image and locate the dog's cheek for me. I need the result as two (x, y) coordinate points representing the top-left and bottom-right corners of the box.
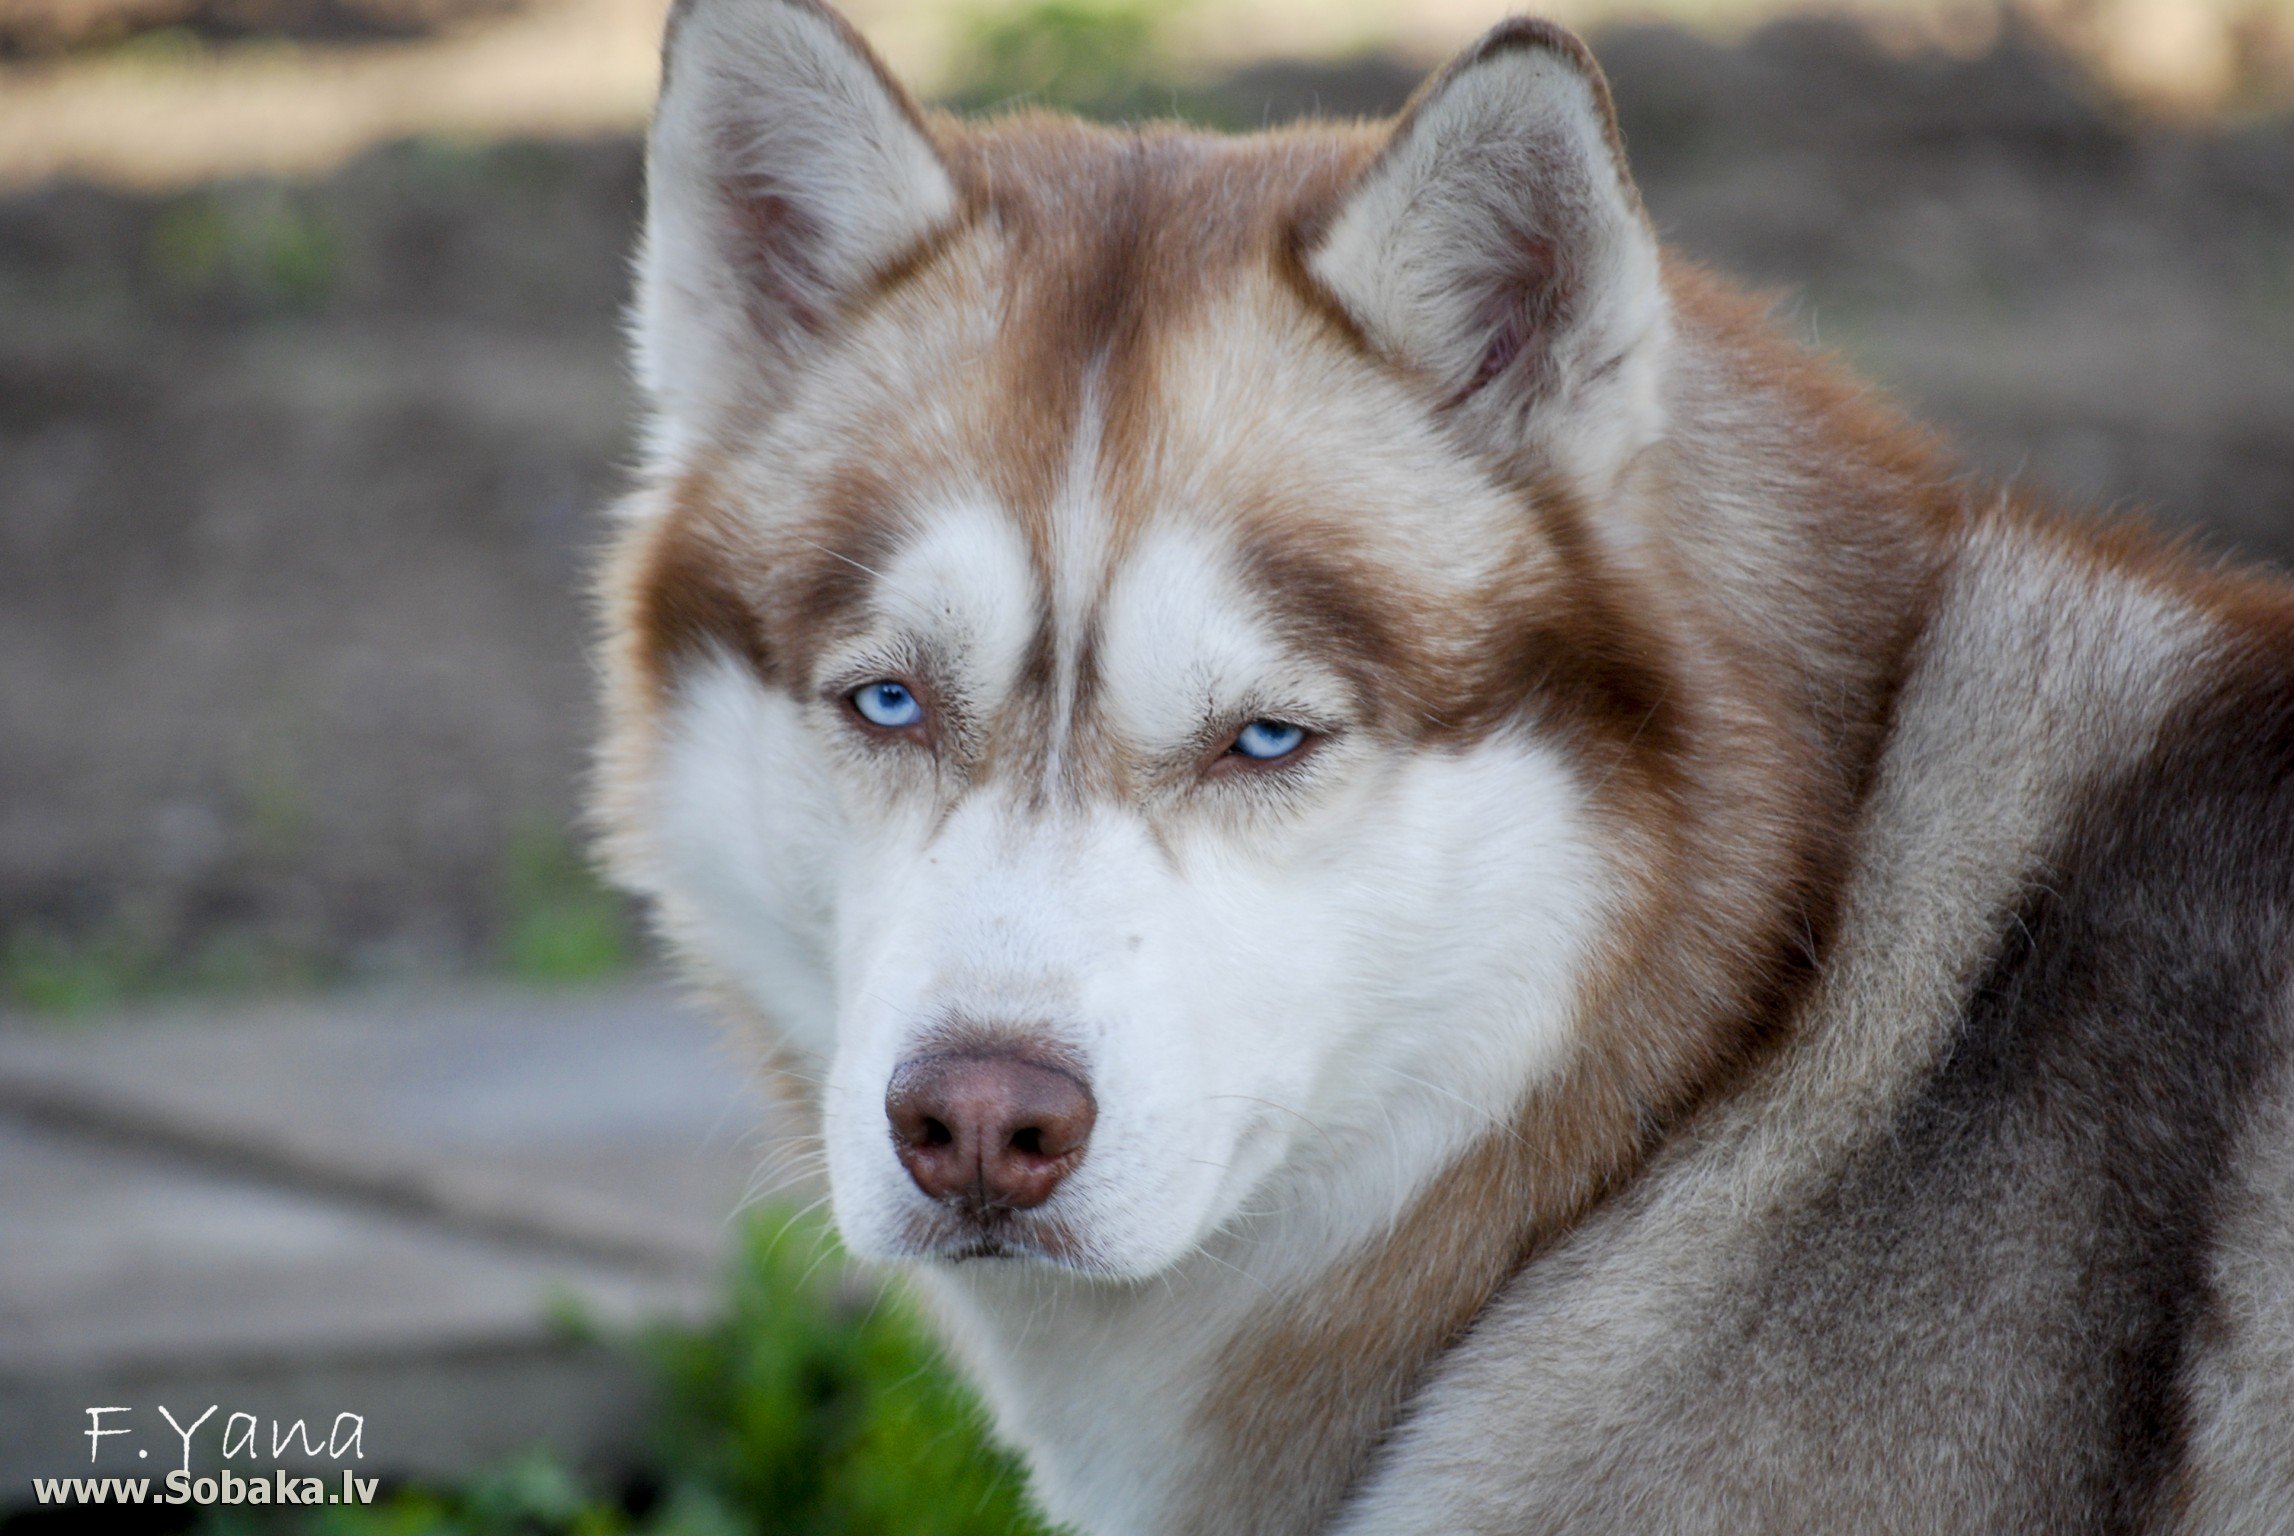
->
(1185, 739), (1607, 1223)
(1109, 837), (1370, 1234)
(810, 813), (969, 1250)
(651, 661), (851, 1056)
(1054, 905), (1243, 1267)
(1310, 738), (1611, 1139)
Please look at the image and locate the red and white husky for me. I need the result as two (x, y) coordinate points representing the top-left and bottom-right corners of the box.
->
(596, 3), (2294, 1529)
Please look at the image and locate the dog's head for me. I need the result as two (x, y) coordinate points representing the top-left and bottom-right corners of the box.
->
(600, 0), (1675, 1279)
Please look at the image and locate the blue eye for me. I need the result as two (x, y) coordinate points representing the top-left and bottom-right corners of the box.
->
(852, 681), (924, 730)
(1231, 719), (1307, 761)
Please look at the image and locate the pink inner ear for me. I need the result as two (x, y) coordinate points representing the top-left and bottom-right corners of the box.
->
(727, 180), (828, 337)
(1449, 231), (1563, 409)
(713, 114), (834, 343)
(1464, 311), (1527, 398)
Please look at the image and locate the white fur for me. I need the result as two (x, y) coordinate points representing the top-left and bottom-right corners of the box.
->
(899, 728), (1607, 1536)
(641, 476), (1612, 1530)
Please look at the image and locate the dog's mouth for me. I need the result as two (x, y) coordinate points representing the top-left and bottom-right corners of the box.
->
(936, 1237), (1022, 1261)
(896, 1204), (1096, 1271)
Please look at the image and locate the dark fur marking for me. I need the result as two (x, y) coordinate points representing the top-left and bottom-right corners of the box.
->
(1231, 530), (1410, 730)
(627, 486), (774, 695)
(777, 465), (911, 671)
(1502, 479), (1688, 786)
(1774, 639), (2294, 1530)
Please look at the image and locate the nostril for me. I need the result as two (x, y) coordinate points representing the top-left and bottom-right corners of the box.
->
(885, 1047), (1095, 1211)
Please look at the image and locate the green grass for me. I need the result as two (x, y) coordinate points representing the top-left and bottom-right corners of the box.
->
(206, 1210), (1061, 1536)
(0, 821), (627, 1018)
(0, 921), (322, 1018)
(0, 924), (160, 1015)
(943, 0), (1197, 121)
(148, 187), (340, 311)
(499, 823), (636, 985)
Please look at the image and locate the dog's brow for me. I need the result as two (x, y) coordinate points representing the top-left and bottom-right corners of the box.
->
(791, 535), (890, 583)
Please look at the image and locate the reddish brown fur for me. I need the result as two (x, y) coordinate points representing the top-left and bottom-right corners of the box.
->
(1150, 213), (1979, 1536)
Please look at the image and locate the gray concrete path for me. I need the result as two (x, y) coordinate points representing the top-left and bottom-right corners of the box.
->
(0, 981), (788, 1497)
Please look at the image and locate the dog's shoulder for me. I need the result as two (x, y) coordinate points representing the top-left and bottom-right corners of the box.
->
(1335, 520), (2294, 1534)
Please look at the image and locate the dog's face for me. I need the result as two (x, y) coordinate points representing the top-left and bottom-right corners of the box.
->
(602, 0), (1672, 1280)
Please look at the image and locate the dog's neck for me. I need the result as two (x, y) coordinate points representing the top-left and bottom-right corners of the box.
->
(909, 1130), (1557, 1535)
(899, 273), (1960, 1536)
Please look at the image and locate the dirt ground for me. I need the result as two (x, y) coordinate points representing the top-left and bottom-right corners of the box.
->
(4, 14), (2292, 991)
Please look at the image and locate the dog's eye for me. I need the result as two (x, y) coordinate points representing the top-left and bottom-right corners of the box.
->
(851, 680), (924, 731)
(1229, 720), (1308, 762)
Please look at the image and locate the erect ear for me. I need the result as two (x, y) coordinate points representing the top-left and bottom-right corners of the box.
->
(635, 0), (960, 449)
(1305, 20), (1667, 490)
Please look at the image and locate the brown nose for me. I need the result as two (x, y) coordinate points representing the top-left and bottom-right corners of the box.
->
(885, 1051), (1095, 1211)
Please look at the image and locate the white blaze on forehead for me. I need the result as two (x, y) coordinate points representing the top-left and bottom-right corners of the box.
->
(855, 501), (1041, 695)
(1096, 523), (1354, 748)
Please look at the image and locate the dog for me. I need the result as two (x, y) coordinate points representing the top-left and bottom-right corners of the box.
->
(592, 2), (2294, 1530)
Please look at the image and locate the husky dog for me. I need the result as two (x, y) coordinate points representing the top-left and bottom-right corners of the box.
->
(594, 1), (2294, 1529)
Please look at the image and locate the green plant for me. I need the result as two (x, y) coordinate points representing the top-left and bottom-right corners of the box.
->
(944, 0), (1188, 119)
(210, 1210), (1061, 1536)
(499, 823), (634, 984)
(0, 917), (326, 1018)
(149, 188), (340, 311)
(646, 1217), (1054, 1536)
(0, 924), (157, 1015)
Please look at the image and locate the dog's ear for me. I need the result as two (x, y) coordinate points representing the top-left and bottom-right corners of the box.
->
(635, 0), (960, 449)
(1305, 20), (1666, 491)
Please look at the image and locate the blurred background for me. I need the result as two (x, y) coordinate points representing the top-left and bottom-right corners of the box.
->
(1, 0), (2291, 1527)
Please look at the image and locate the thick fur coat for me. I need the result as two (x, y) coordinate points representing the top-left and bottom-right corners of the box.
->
(593, 3), (2294, 1530)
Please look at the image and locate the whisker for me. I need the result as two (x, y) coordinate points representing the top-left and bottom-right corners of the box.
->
(1205, 1092), (1341, 1160)
(1382, 1066), (1533, 1152)
(790, 534), (889, 582)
